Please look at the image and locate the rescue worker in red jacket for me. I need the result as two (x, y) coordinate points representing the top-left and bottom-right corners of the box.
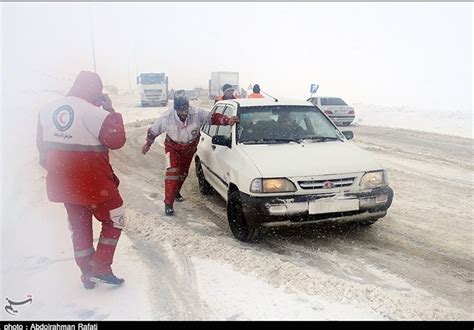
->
(36, 71), (126, 289)
(214, 83), (238, 104)
(248, 84), (265, 98)
(142, 92), (239, 216)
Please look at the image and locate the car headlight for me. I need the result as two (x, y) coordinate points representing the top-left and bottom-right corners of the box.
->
(360, 170), (388, 190)
(250, 178), (297, 193)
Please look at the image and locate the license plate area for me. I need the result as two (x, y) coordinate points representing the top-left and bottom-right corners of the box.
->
(308, 198), (359, 214)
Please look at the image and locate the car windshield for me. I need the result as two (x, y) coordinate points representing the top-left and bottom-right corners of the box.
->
(320, 98), (347, 106)
(237, 106), (343, 144)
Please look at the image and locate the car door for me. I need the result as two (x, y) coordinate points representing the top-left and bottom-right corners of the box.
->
(199, 104), (226, 192)
(210, 104), (236, 198)
(198, 104), (217, 185)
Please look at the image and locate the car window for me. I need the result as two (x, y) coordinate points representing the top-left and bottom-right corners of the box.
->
(208, 105), (226, 137)
(217, 105), (234, 138)
(321, 98), (348, 106)
(237, 106), (342, 143)
(202, 106), (217, 135)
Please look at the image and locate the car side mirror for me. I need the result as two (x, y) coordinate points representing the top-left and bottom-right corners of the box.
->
(342, 131), (353, 140)
(212, 135), (231, 148)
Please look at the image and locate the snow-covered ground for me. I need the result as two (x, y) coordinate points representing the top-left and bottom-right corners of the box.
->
(1, 90), (472, 320)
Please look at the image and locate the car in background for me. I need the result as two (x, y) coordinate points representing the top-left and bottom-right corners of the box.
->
(307, 97), (355, 126)
(195, 98), (393, 242)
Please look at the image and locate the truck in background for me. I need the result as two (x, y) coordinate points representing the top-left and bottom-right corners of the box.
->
(209, 71), (239, 100)
(136, 73), (169, 107)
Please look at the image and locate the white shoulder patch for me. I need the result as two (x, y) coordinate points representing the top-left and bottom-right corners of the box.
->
(110, 206), (125, 229)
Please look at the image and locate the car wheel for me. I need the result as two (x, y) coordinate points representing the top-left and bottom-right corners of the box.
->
(141, 102), (148, 107)
(227, 190), (260, 242)
(195, 160), (214, 195)
(358, 218), (379, 226)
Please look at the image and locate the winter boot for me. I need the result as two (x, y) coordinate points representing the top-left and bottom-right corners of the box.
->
(89, 272), (125, 286)
(175, 191), (184, 202)
(81, 274), (96, 290)
(165, 203), (175, 216)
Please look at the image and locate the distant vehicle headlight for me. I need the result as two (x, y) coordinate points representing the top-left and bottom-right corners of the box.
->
(360, 171), (388, 190)
(250, 178), (297, 193)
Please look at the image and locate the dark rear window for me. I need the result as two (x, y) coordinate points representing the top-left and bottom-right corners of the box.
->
(320, 98), (347, 106)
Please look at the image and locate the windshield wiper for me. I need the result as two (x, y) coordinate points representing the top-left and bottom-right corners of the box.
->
(301, 136), (343, 142)
(241, 138), (301, 144)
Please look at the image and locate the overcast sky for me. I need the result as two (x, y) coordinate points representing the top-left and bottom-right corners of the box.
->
(2, 2), (472, 112)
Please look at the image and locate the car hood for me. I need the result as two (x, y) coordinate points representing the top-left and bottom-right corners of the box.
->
(240, 141), (382, 177)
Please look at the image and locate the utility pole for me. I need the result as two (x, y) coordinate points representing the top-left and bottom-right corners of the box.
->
(89, 7), (97, 73)
(133, 45), (138, 94)
(134, 46), (139, 78)
(104, 56), (109, 86)
(128, 54), (132, 92)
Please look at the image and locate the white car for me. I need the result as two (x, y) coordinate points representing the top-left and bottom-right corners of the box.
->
(195, 98), (393, 242)
(307, 96), (355, 126)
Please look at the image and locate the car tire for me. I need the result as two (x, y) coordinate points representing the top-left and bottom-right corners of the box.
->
(358, 218), (379, 226)
(227, 190), (260, 242)
(141, 102), (148, 107)
(161, 101), (168, 107)
(195, 160), (214, 195)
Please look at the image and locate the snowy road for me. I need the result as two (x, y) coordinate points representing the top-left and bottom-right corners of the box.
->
(109, 96), (473, 320)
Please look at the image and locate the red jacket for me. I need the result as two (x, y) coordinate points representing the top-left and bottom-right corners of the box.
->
(37, 96), (126, 205)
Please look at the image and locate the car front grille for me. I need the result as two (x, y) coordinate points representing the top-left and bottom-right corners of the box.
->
(298, 177), (356, 190)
